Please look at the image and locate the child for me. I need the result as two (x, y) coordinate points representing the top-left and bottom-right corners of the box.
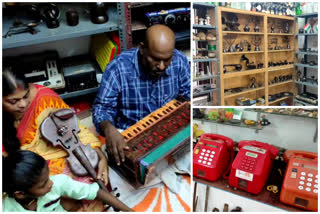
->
(2, 150), (133, 212)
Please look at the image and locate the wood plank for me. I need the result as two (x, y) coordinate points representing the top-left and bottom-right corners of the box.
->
(268, 80), (294, 88)
(224, 87), (265, 98)
(224, 68), (265, 78)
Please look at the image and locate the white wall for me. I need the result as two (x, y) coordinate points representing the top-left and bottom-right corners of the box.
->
(194, 111), (318, 152)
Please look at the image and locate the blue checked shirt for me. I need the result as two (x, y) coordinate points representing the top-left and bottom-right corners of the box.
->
(93, 48), (190, 133)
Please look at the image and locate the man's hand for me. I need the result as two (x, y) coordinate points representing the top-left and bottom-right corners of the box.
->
(100, 121), (129, 165)
(94, 148), (109, 185)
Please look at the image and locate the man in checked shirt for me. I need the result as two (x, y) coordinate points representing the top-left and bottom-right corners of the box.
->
(93, 24), (190, 165)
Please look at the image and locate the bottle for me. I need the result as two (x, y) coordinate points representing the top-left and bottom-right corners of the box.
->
(296, 3), (302, 15)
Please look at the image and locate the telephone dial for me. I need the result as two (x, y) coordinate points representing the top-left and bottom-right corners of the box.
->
(280, 150), (318, 211)
(193, 133), (234, 181)
(228, 140), (278, 194)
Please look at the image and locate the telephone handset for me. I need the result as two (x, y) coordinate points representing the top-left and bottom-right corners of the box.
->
(193, 133), (234, 181)
(280, 150), (318, 211)
(228, 140), (278, 194)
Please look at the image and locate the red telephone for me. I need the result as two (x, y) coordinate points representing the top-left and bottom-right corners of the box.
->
(280, 150), (318, 211)
(193, 133), (234, 181)
(228, 140), (278, 194)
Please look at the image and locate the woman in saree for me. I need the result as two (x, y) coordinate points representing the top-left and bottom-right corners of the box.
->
(2, 69), (111, 211)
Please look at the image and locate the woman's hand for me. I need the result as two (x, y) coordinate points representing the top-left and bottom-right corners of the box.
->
(94, 148), (109, 186)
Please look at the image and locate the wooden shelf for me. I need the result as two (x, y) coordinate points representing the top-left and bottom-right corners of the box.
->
(268, 65), (294, 72)
(222, 31), (264, 35)
(217, 7), (297, 106)
(268, 49), (294, 53)
(224, 87), (265, 99)
(224, 68), (265, 79)
(268, 80), (294, 88)
(268, 96), (292, 105)
(220, 6), (265, 16)
(267, 14), (295, 20)
(268, 33), (294, 36)
(223, 51), (264, 55)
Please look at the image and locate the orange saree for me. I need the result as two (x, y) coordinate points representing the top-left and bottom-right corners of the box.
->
(17, 85), (101, 177)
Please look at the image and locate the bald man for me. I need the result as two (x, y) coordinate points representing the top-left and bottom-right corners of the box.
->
(93, 25), (190, 165)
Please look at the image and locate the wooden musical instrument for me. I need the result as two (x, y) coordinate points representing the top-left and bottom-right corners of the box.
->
(40, 108), (107, 190)
(40, 108), (133, 211)
(109, 99), (191, 187)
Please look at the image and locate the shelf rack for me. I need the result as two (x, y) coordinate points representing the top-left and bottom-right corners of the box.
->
(192, 2), (220, 106)
(294, 12), (318, 106)
(2, 3), (130, 100)
(217, 7), (296, 106)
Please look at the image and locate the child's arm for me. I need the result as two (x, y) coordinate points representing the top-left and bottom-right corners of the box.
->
(96, 189), (134, 212)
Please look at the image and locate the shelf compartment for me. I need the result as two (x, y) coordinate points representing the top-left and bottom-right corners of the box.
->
(224, 87), (265, 99)
(223, 68), (265, 79)
(267, 33), (294, 36)
(294, 63), (318, 69)
(59, 87), (100, 99)
(193, 24), (216, 29)
(294, 98), (317, 106)
(295, 81), (318, 88)
(194, 118), (263, 131)
(193, 2), (216, 8)
(268, 65), (294, 72)
(295, 51), (318, 56)
(193, 74), (219, 82)
(223, 51), (264, 55)
(268, 96), (292, 105)
(194, 58), (218, 63)
(268, 49), (294, 53)
(222, 31), (264, 35)
(193, 88), (217, 97)
(269, 80), (294, 88)
(3, 6), (119, 49)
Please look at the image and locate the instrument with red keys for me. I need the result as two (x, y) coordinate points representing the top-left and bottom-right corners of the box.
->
(109, 99), (191, 187)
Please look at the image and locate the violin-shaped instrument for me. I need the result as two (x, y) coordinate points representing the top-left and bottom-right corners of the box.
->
(40, 108), (131, 211)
